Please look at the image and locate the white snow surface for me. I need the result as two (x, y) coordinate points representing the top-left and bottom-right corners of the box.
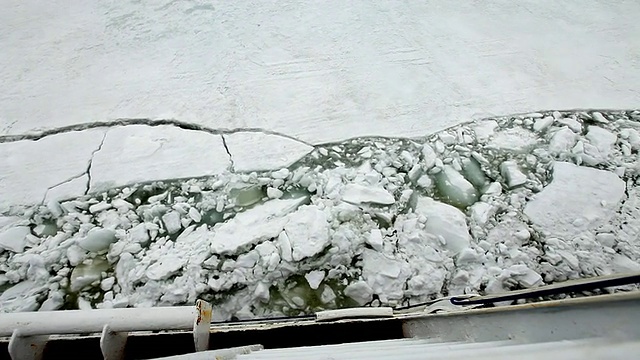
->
(1, 1), (639, 144)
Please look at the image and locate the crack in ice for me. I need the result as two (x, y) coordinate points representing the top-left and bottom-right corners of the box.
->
(41, 173), (87, 205)
(0, 109), (632, 153)
(220, 134), (235, 172)
(85, 131), (107, 195)
(0, 118), (315, 148)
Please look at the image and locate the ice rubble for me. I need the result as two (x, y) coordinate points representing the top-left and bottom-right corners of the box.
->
(2, 110), (640, 319)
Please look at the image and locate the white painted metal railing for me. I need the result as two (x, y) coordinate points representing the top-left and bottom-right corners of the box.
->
(3, 281), (640, 360)
(0, 300), (212, 360)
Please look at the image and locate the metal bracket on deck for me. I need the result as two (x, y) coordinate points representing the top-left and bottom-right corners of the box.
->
(193, 299), (212, 352)
(100, 324), (128, 360)
(316, 307), (394, 322)
(8, 330), (48, 360)
(423, 295), (483, 314)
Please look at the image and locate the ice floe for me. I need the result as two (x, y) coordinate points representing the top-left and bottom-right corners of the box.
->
(524, 162), (625, 239)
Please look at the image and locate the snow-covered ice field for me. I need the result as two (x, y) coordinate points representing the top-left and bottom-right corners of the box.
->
(1, 1), (639, 142)
(1, 1), (640, 317)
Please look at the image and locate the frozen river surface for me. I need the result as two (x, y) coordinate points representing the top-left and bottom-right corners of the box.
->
(0, 1), (639, 317)
(1, 0), (639, 143)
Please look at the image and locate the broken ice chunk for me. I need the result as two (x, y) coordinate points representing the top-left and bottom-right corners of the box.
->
(483, 182), (502, 196)
(254, 282), (270, 302)
(255, 241), (278, 259)
(612, 254), (640, 273)
(509, 265), (542, 288)
(366, 229), (384, 251)
(230, 186), (264, 207)
(341, 184), (394, 205)
(621, 128), (640, 150)
(421, 144), (437, 169)
(591, 111), (608, 123)
(0, 281), (47, 312)
(236, 251), (260, 268)
(473, 120), (498, 142)
(407, 164), (422, 183)
(211, 197), (307, 254)
(111, 199), (134, 211)
(146, 255), (186, 281)
(89, 202), (112, 214)
(284, 205), (330, 261)
(572, 141), (604, 166)
(344, 280), (374, 306)
(434, 165), (478, 208)
(461, 157), (487, 189)
(128, 223), (149, 246)
(101, 277), (115, 291)
(533, 116), (554, 132)
(558, 118), (582, 133)
(514, 229), (531, 242)
(147, 192), (168, 204)
(277, 231), (293, 262)
(549, 126), (578, 155)
(524, 162), (625, 239)
(500, 161), (527, 189)
(416, 175), (433, 189)
(66, 245), (87, 266)
(414, 197), (471, 254)
(40, 291), (64, 311)
(438, 132), (457, 145)
(585, 126), (616, 158)
(162, 211), (182, 235)
(47, 200), (64, 218)
(595, 233), (616, 248)
(305, 270), (325, 290)
(488, 128), (537, 151)
(70, 258), (109, 292)
(0, 226), (30, 253)
(77, 297), (93, 310)
(271, 168), (290, 180)
(320, 286), (337, 304)
(469, 202), (495, 225)
(188, 207), (202, 223)
(78, 227), (116, 252)
(455, 248), (479, 265)
(266, 187), (284, 199)
(362, 249), (408, 302)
